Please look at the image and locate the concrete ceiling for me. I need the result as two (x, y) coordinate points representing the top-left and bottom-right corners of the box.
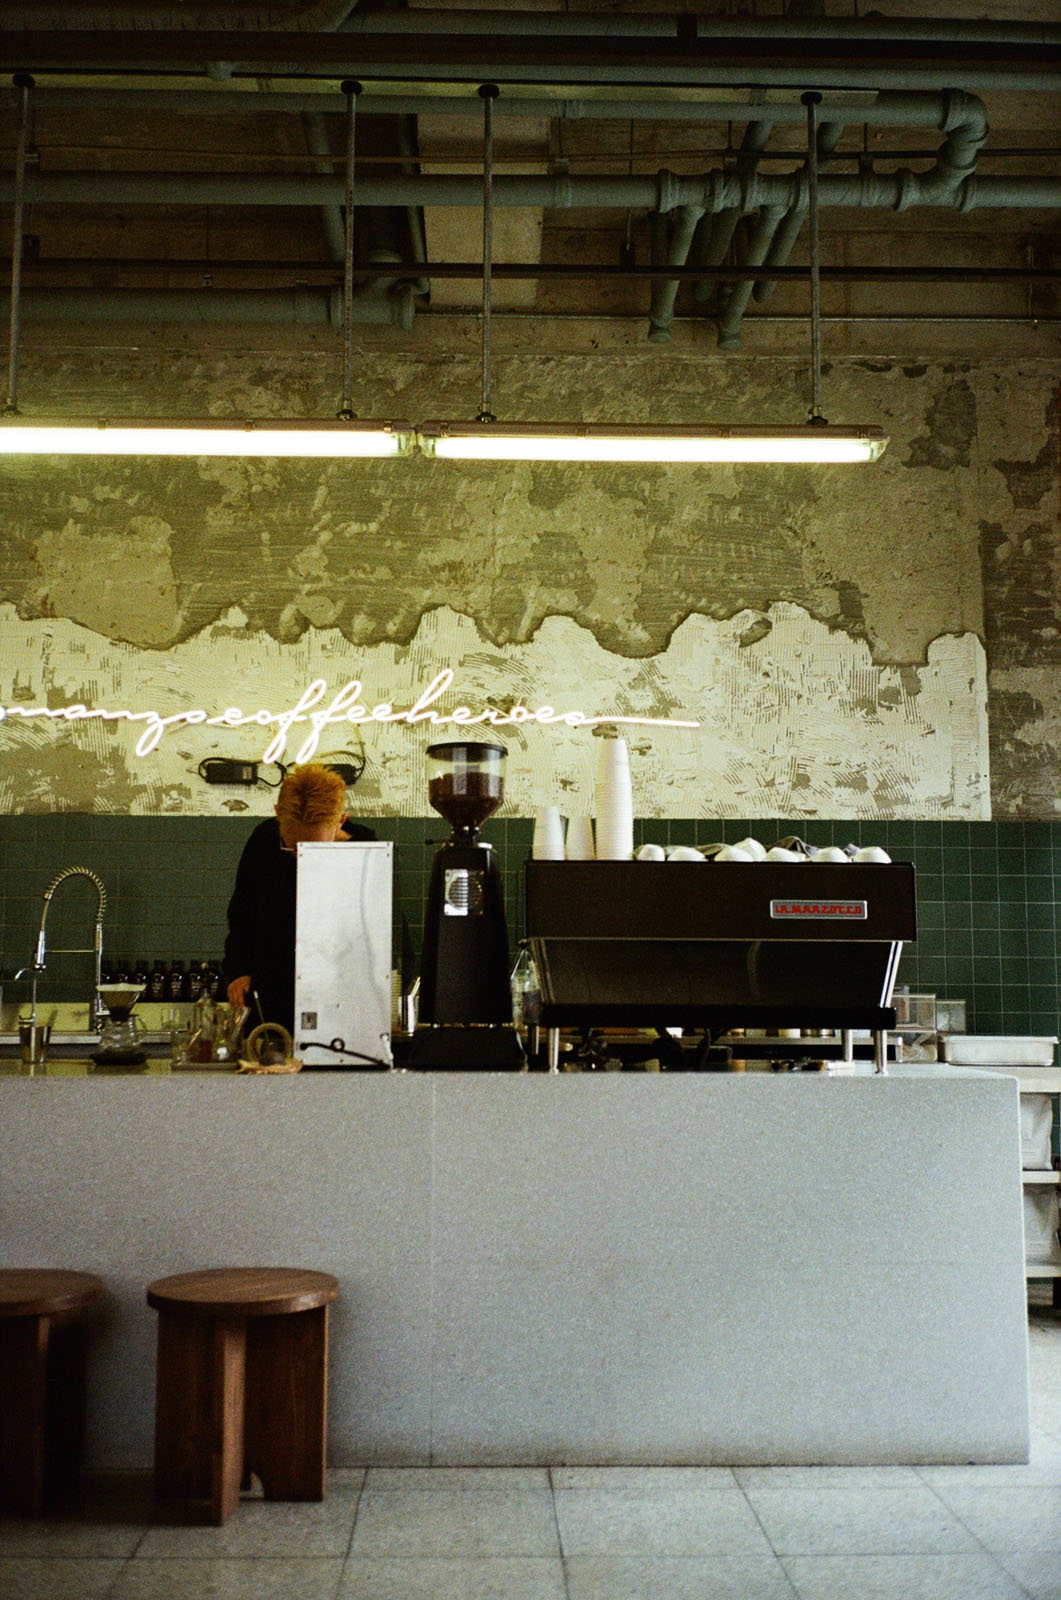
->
(0, 2), (1058, 347)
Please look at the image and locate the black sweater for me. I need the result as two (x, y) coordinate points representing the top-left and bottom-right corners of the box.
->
(222, 817), (375, 1032)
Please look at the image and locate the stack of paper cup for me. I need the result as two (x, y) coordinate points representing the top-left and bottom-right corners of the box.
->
(594, 737), (634, 860)
(532, 806), (566, 860)
(565, 816), (595, 860)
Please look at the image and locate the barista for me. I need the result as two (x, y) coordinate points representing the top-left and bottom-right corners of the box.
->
(223, 762), (374, 1032)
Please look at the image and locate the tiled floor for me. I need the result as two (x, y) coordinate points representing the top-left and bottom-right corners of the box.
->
(4, 1296), (1061, 1600)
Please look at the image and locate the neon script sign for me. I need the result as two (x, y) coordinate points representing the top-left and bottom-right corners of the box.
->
(0, 668), (701, 763)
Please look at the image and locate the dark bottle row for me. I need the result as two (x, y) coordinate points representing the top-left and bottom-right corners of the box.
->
(100, 957), (224, 1004)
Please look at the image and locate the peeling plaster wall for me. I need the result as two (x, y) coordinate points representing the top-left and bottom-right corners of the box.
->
(0, 337), (1056, 817)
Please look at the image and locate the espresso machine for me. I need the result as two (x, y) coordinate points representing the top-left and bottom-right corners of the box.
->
(409, 741), (523, 1069)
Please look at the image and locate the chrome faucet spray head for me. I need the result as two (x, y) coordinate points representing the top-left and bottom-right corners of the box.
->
(33, 867), (108, 1031)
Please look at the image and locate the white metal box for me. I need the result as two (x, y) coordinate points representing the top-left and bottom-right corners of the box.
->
(294, 840), (393, 1069)
(942, 1035), (1057, 1067)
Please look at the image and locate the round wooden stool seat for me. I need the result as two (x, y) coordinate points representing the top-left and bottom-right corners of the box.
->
(147, 1267), (337, 1319)
(0, 1268), (103, 1319)
(147, 1265), (339, 1525)
(0, 1268), (104, 1516)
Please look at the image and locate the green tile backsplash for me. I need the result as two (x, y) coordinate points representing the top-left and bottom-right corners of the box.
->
(1, 813), (1058, 1038)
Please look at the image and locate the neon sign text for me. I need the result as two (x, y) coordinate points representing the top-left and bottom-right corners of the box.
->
(0, 668), (700, 763)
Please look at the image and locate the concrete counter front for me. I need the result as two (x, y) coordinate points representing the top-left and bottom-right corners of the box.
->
(0, 1069), (1030, 1468)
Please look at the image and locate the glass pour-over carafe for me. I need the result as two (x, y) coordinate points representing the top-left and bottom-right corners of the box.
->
(96, 983), (147, 1061)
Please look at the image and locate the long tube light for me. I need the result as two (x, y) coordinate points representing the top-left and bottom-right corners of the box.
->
(0, 417), (416, 456)
(417, 421), (888, 463)
(0, 417), (887, 462)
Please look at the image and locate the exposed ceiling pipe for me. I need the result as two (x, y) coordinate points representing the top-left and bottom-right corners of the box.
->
(0, 87), (946, 121)
(715, 204), (790, 350)
(752, 119), (845, 308)
(1, 28), (1057, 94)
(302, 109), (347, 262)
(14, 285), (416, 326)
(6, 3), (365, 28)
(335, 10), (1061, 47)
(647, 203), (706, 343)
(13, 9), (1057, 47)
(8, 165), (1056, 214)
(689, 120), (774, 315)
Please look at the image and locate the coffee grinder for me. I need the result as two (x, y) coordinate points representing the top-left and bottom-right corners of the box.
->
(93, 982), (147, 1066)
(409, 740), (523, 1069)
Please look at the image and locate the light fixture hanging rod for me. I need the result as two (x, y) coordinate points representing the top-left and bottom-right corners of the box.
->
(338, 77), (361, 421)
(803, 89), (824, 425)
(478, 82), (499, 425)
(4, 72), (33, 416)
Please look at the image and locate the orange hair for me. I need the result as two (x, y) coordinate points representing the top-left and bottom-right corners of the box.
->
(274, 764), (347, 830)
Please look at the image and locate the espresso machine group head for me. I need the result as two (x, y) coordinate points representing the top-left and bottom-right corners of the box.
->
(410, 741), (523, 1069)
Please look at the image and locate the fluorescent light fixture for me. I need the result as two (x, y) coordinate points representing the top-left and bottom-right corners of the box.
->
(417, 422), (888, 464)
(0, 418), (416, 457)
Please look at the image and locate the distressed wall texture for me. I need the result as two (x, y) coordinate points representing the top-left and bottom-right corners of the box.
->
(0, 335), (1056, 817)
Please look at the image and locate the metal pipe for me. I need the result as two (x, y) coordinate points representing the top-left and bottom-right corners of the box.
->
(302, 109), (347, 262)
(715, 203), (788, 350)
(335, 10), (1061, 47)
(753, 120), (844, 306)
(339, 78), (360, 418)
(478, 83), (499, 422)
(1, 30), (1055, 93)
(5, 9), (1059, 46)
(12, 163), (1055, 215)
(4, 73), (33, 415)
(647, 202), (705, 343)
(804, 92), (823, 422)
(13, 286), (413, 325)
(0, 86), (913, 121)
(692, 119), (774, 308)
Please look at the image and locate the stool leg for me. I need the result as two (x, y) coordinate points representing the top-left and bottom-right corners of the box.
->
(43, 1313), (89, 1501)
(211, 1318), (247, 1525)
(154, 1311), (247, 1525)
(0, 1315), (49, 1516)
(244, 1306), (329, 1501)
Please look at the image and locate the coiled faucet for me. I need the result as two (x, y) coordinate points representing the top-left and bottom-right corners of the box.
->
(32, 866), (108, 1032)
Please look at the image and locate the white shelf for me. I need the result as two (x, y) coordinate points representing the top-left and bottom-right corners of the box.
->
(1025, 1260), (1061, 1278)
(1022, 1168), (1061, 1185)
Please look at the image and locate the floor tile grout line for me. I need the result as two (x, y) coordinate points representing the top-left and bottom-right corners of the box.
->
(339, 1464), (369, 1570)
(547, 1466), (573, 1600)
(916, 1469), (1043, 1567)
(733, 1468), (804, 1595)
(911, 1474), (1045, 1600)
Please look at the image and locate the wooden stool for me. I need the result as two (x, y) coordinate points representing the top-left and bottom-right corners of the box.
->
(146, 1266), (338, 1525)
(0, 1268), (104, 1516)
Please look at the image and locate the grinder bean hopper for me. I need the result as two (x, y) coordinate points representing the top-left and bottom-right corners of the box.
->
(409, 741), (522, 1069)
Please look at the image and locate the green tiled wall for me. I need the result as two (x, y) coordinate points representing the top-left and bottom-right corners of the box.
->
(1, 813), (1058, 1038)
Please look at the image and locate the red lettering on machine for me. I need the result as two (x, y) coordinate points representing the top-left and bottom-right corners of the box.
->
(770, 900), (868, 920)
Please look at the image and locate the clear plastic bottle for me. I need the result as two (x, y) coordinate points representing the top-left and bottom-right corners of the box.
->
(510, 942), (542, 1059)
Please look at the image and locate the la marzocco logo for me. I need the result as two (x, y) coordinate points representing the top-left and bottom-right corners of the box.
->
(770, 899), (868, 921)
